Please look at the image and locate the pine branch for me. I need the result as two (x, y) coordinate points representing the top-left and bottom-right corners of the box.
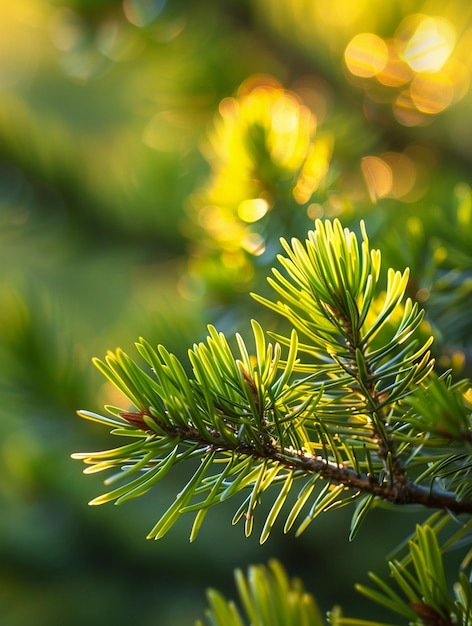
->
(74, 219), (472, 543)
(254, 221), (436, 490)
(116, 406), (472, 515)
(197, 559), (325, 626)
(352, 525), (472, 626)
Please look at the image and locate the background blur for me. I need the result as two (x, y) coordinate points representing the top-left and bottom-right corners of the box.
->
(1, 1), (472, 624)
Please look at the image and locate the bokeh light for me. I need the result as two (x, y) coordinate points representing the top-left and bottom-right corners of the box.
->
(394, 88), (429, 126)
(237, 198), (270, 223)
(376, 39), (413, 87)
(361, 156), (392, 202)
(398, 15), (455, 73)
(344, 33), (388, 78)
(123, 0), (166, 28)
(344, 11), (469, 127)
(362, 149), (422, 202)
(410, 72), (453, 113)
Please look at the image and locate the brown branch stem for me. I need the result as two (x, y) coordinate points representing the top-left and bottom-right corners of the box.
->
(282, 450), (472, 515)
(121, 409), (472, 517)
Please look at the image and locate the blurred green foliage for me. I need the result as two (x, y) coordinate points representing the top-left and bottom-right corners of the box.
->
(1, 0), (472, 624)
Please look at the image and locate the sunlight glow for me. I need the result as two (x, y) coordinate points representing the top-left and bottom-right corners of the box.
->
(400, 16), (455, 73)
(376, 39), (413, 87)
(393, 89), (427, 126)
(242, 232), (266, 256)
(316, 0), (367, 29)
(410, 72), (453, 113)
(361, 156), (392, 202)
(237, 198), (269, 223)
(187, 76), (333, 286)
(0, 2), (41, 88)
(344, 33), (388, 78)
(344, 13), (467, 128)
